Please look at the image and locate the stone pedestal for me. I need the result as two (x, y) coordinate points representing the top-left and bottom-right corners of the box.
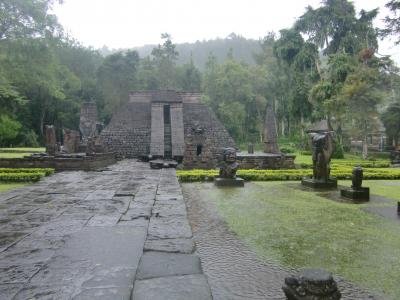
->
(214, 177), (244, 187)
(301, 178), (337, 189)
(340, 187), (369, 201)
(282, 268), (341, 300)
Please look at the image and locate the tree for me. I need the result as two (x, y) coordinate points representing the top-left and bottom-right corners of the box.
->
(381, 0), (400, 44)
(0, 114), (22, 146)
(0, 0), (62, 40)
(338, 66), (386, 158)
(96, 50), (140, 116)
(151, 33), (178, 89)
(176, 55), (201, 91)
(382, 102), (400, 148)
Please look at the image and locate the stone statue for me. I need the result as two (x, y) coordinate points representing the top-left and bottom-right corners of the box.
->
(340, 166), (369, 200)
(351, 166), (363, 190)
(45, 125), (57, 156)
(218, 148), (239, 179)
(282, 269), (341, 300)
(310, 132), (335, 183)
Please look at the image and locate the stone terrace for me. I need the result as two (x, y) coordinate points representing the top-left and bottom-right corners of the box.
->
(0, 160), (212, 300)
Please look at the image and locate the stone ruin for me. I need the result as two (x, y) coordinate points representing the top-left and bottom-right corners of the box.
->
(263, 104), (279, 153)
(79, 102), (100, 143)
(100, 90), (236, 168)
(45, 125), (57, 156)
(63, 129), (80, 154)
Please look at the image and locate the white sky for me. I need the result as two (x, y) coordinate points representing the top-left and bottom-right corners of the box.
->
(53, 0), (400, 62)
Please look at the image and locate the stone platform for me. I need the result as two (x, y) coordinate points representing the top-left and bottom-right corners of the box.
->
(341, 187), (370, 201)
(301, 178), (338, 189)
(0, 152), (116, 171)
(236, 152), (296, 169)
(0, 160), (212, 299)
(214, 177), (244, 187)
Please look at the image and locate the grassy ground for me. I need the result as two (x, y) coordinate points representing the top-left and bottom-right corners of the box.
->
(191, 181), (400, 299)
(0, 183), (27, 193)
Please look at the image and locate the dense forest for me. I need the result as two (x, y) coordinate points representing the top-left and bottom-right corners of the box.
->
(1, 0), (400, 158)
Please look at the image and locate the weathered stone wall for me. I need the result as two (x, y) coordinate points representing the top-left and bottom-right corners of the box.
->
(182, 103), (237, 169)
(237, 153), (296, 169)
(100, 102), (151, 158)
(0, 153), (116, 171)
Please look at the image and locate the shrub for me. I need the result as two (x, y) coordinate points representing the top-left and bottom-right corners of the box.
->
(177, 167), (400, 182)
(0, 168), (54, 176)
(332, 142), (345, 159)
(0, 172), (44, 182)
(280, 146), (296, 154)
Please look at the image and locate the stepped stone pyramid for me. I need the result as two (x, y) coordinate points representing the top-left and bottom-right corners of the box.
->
(100, 90), (236, 168)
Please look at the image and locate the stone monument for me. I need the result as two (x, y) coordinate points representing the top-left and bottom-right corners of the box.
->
(79, 102), (99, 143)
(282, 269), (341, 300)
(248, 143), (254, 154)
(340, 166), (370, 200)
(63, 129), (81, 153)
(263, 104), (279, 153)
(45, 125), (57, 156)
(302, 120), (337, 189)
(214, 147), (244, 187)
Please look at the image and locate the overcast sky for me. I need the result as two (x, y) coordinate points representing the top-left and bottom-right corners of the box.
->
(53, 0), (400, 62)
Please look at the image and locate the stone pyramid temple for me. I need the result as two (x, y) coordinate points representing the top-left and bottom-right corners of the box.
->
(100, 90), (236, 168)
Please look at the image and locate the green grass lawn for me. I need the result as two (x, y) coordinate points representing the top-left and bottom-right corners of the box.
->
(0, 183), (27, 193)
(342, 180), (400, 201)
(190, 181), (400, 299)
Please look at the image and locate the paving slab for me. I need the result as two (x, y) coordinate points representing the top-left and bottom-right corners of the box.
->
(137, 251), (202, 279)
(132, 274), (212, 300)
(144, 238), (195, 254)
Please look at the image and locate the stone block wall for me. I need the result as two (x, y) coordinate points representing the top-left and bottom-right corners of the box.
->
(100, 102), (151, 158)
(182, 103), (236, 169)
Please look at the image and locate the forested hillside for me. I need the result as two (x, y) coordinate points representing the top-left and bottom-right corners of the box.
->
(1, 0), (400, 159)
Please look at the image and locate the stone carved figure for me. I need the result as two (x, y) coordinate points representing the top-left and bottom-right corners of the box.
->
(351, 166), (363, 190)
(45, 125), (57, 156)
(218, 147), (239, 179)
(282, 269), (341, 300)
(310, 132), (335, 182)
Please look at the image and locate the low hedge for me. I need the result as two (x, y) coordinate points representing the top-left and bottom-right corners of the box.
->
(0, 168), (54, 182)
(0, 168), (54, 176)
(298, 161), (391, 169)
(177, 167), (400, 182)
(0, 172), (44, 182)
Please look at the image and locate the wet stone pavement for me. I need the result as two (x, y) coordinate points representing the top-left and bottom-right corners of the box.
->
(0, 160), (212, 300)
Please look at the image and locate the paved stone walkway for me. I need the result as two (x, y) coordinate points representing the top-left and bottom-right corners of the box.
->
(0, 160), (212, 300)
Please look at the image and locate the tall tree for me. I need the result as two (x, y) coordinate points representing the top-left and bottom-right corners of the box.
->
(151, 33), (178, 89)
(381, 0), (400, 44)
(0, 0), (62, 40)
